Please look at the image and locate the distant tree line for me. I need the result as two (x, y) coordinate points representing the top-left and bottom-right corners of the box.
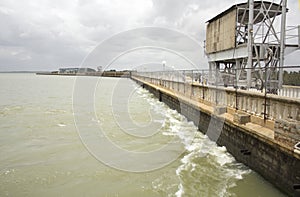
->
(283, 71), (300, 86)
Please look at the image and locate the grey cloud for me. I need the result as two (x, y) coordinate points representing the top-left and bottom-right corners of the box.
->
(82, 27), (204, 71)
(0, 0), (299, 71)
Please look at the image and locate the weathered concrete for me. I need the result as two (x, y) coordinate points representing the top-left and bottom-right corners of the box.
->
(214, 106), (227, 115)
(132, 76), (300, 197)
(275, 119), (300, 149)
(233, 112), (250, 124)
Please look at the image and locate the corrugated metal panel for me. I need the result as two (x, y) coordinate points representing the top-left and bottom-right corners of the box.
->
(206, 9), (236, 54)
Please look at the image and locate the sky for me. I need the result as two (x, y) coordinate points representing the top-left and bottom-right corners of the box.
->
(0, 0), (299, 71)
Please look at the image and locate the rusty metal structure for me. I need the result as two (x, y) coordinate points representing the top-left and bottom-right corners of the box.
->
(205, 0), (299, 90)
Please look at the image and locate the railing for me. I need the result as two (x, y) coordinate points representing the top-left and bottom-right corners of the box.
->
(133, 69), (300, 98)
(132, 70), (300, 122)
(278, 85), (300, 98)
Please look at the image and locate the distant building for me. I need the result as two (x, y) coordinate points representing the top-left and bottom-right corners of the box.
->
(58, 67), (96, 74)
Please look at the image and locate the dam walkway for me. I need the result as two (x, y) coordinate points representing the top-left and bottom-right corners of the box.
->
(131, 70), (300, 196)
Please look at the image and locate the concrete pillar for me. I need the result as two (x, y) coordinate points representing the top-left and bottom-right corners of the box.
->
(279, 0), (287, 89)
(208, 62), (216, 85)
(235, 59), (241, 87)
(247, 0), (254, 89)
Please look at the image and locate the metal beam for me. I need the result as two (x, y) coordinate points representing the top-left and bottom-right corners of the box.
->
(278, 0), (287, 89)
(207, 45), (248, 62)
(247, 0), (254, 89)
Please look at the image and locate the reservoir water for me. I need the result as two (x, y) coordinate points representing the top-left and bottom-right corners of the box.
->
(0, 73), (286, 196)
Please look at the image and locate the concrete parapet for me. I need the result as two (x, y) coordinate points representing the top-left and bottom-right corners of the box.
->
(132, 74), (300, 122)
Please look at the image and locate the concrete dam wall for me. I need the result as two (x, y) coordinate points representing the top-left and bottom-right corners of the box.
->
(132, 76), (300, 197)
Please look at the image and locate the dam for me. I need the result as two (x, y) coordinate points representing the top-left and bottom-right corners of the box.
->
(2, 0), (300, 196)
(130, 69), (300, 196)
(128, 1), (300, 196)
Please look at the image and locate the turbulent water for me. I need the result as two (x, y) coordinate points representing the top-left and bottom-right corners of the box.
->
(0, 73), (286, 196)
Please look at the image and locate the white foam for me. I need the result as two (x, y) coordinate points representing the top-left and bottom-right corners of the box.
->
(135, 85), (251, 196)
(175, 183), (184, 197)
(175, 132), (251, 196)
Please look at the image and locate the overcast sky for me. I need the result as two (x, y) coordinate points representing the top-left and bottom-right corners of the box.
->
(0, 0), (299, 71)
